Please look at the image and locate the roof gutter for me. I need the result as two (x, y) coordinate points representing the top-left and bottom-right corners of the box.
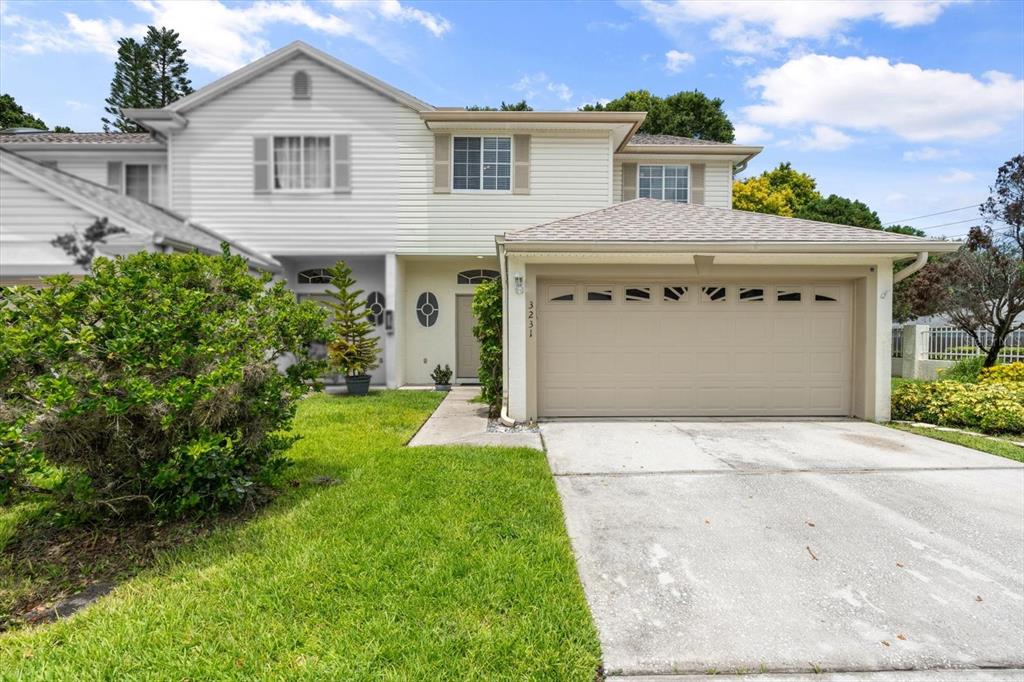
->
(500, 240), (960, 256)
(893, 251), (930, 283)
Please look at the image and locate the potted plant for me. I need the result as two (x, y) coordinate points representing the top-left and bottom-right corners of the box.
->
(431, 363), (453, 391)
(324, 260), (380, 396)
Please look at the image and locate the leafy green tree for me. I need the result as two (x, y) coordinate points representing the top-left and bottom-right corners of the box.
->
(51, 125), (74, 133)
(323, 261), (380, 378)
(0, 248), (328, 514)
(885, 225), (926, 237)
(582, 89), (734, 142)
(733, 163), (819, 217)
(466, 99), (533, 111)
(103, 37), (156, 132)
(795, 194), (883, 229)
(0, 93), (47, 129)
(145, 26), (193, 106)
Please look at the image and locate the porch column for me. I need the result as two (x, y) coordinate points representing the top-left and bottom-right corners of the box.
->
(866, 263), (894, 421)
(506, 254), (528, 421)
(384, 253), (403, 388)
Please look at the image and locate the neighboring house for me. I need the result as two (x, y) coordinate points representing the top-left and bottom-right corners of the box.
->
(0, 40), (956, 420)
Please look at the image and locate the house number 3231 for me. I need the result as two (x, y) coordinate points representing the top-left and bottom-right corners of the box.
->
(528, 301), (535, 338)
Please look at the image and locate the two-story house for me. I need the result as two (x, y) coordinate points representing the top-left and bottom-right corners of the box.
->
(0, 41), (954, 422)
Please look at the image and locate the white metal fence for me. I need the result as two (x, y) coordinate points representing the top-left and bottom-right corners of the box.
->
(891, 327), (903, 359)
(924, 326), (1024, 362)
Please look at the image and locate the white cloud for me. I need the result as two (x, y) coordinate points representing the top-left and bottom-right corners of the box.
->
(794, 125), (854, 151)
(937, 169), (975, 183)
(743, 54), (1024, 142)
(902, 146), (961, 162)
(547, 81), (573, 102)
(664, 49), (694, 73)
(512, 72), (573, 105)
(727, 55), (756, 67)
(3, 0), (452, 74)
(732, 122), (772, 144)
(637, 0), (956, 54)
(65, 100), (88, 111)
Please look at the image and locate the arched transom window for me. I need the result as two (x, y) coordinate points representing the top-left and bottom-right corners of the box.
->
(457, 269), (499, 285)
(297, 268), (331, 284)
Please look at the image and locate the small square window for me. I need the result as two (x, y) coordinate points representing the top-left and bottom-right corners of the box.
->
(625, 287), (651, 302)
(586, 286), (614, 302)
(777, 288), (802, 302)
(701, 286), (727, 303)
(739, 287), (764, 302)
(663, 286), (688, 302)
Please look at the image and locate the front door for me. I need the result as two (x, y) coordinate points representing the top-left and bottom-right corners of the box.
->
(456, 295), (482, 380)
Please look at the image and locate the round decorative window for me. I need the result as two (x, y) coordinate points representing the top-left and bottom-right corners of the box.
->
(416, 291), (439, 327)
(366, 291), (385, 326)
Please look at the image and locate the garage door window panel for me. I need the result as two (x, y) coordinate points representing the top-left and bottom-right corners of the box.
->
(586, 286), (614, 302)
(739, 287), (765, 303)
(815, 286), (841, 303)
(625, 287), (651, 303)
(777, 287), (803, 302)
(548, 285), (576, 303)
(663, 285), (689, 302)
(701, 286), (728, 303)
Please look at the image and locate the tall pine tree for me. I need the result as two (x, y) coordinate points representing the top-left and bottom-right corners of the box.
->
(102, 37), (155, 132)
(145, 26), (193, 106)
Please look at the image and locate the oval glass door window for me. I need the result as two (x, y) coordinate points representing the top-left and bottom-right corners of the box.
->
(416, 292), (439, 327)
(366, 291), (385, 325)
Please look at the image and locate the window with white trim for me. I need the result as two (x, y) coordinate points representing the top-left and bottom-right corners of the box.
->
(273, 136), (331, 190)
(453, 136), (511, 190)
(124, 163), (168, 206)
(638, 165), (689, 203)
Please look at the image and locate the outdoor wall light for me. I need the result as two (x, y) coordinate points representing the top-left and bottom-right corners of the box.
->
(513, 273), (525, 295)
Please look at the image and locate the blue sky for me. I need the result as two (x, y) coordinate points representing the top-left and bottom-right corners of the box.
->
(1, 0), (1022, 234)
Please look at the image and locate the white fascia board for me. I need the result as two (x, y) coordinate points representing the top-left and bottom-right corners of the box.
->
(500, 240), (959, 256)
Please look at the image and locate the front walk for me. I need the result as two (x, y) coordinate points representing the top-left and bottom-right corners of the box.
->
(407, 386), (542, 449)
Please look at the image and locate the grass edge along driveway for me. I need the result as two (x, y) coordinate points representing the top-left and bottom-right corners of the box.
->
(0, 391), (601, 680)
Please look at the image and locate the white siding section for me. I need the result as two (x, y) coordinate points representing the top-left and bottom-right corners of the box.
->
(169, 55), (421, 256)
(0, 169), (94, 273)
(423, 131), (612, 254)
(613, 157), (733, 208)
(2, 150), (167, 192)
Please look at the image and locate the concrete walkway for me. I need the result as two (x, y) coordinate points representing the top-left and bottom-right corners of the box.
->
(407, 386), (542, 449)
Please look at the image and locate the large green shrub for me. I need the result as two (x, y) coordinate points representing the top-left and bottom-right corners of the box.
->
(472, 279), (502, 417)
(939, 356), (987, 383)
(891, 380), (1024, 434)
(0, 248), (328, 517)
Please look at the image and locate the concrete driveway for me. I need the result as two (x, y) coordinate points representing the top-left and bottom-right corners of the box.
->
(543, 420), (1024, 677)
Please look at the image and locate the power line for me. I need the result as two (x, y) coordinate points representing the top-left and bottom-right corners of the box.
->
(917, 217), (981, 231)
(885, 203), (981, 226)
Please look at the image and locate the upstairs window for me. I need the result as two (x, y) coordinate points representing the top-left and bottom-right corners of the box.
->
(293, 71), (311, 99)
(273, 136), (331, 190)
(639, 165), (689, 203)
(124, 163), (168, 207)
(453, 136), (511, 190)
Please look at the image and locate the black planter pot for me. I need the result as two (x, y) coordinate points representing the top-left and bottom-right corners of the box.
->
(434, 384), (451, 392)
(345, 374), (372, 396)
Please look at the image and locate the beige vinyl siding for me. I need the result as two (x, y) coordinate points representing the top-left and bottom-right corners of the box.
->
(613, 157), (733, 208)
(0, 169), (96, 271)
(168, 54), (426, 256)
(425, 131), (611, 254)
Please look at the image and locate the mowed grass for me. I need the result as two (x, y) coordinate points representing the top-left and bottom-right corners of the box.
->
(0, 391), (601, 680)
(888, 422), (1024, 463)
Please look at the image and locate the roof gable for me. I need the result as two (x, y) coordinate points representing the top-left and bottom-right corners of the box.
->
(167, 41), (434, 115)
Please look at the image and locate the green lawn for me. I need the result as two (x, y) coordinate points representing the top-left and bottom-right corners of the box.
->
(0, 391), (600, 680)
(888, 422), (1024, 463)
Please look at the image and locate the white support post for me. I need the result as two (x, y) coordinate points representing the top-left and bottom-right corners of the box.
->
(506, 255), (528, 421)
(384, 253), (401, 388)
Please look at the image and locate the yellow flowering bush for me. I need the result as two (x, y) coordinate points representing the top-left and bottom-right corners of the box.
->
(979, 362), (1024, 384)
(892, 379), (1024, 434)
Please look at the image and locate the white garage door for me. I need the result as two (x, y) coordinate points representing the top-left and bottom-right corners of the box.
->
(537, 280), (853, 417)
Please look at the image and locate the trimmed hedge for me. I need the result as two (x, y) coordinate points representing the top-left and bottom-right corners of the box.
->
(891, 379), (1024, 434)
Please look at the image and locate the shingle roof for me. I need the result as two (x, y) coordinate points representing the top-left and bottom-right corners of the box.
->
(504, 198), (953, 246)
(628, 133), (733, 147)
(0, 149), (279, 270)
(0, 132), (159, 145)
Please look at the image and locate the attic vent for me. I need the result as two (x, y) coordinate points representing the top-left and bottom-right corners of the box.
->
(292, 70), (311, 100)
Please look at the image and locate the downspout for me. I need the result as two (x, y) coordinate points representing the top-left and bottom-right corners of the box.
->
(893, 251), (929, 283)
(496, 239), (516, 427)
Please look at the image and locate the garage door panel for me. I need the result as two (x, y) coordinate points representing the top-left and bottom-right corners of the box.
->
(538, 279), (852, 417)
